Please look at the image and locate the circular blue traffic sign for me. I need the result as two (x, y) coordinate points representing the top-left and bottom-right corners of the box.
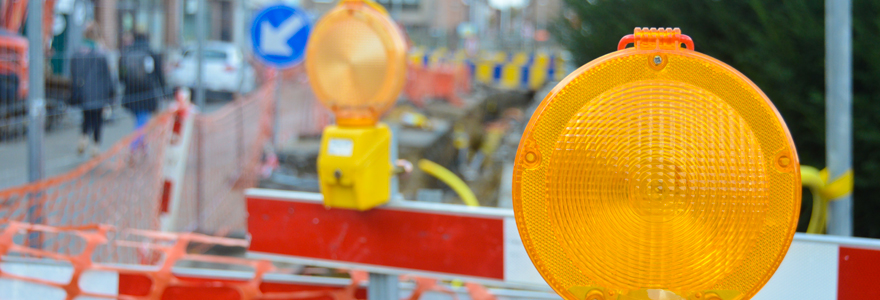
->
(251, 5), (311, 68)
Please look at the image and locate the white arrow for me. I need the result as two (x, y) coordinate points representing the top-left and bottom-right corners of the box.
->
(260, 14), (305, 57)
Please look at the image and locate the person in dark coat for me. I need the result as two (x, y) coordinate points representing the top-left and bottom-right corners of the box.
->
(119, 31), (166, 131)
(69, 23), (115, 157)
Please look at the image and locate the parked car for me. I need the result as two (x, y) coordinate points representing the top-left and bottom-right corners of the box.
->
(167, 42), (256, 99)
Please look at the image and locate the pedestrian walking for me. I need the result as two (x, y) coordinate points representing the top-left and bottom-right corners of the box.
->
(119, 31), (166, 135)
(69, 23), (116, 157)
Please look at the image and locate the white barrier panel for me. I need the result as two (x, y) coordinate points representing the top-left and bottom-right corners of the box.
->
(246, 189), (880, 300)
(0, 258), (118, 300)
(160, 90), (196, 232)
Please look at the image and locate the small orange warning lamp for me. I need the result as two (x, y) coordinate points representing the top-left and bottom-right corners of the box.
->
(308, 0), (406, 210)
(306, 0), (406, 127)
(513, 28), (801, 300)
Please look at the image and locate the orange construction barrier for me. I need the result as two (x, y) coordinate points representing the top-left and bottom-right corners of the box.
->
(404, 63), (470, 107)
(277, 68), (334, 140)
(175, 71), (332, 236)
(176, 80), (276, 235)
(400, 276), (499, 300)
(0, 221), (368, 300)
(0, 73), (319, 238)
(0, 110), (174, 259)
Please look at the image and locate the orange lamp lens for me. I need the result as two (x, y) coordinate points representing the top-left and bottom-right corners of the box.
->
(513, 28), (800, 300)
(305, 0), (407, 126)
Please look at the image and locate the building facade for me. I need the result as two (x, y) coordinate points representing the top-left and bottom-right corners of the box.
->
(85, 0), (562, 54)
(297, 0), (561, 50)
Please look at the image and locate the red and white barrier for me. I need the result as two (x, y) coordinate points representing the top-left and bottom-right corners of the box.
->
(755, 233), (880, 300)
(245, 188), (880, 300)
(246, 189), (540, 289)
(159, 88), (196, 232)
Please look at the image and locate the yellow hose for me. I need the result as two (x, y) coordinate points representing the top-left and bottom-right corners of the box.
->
(801, 166), (826, 234)
(418, 159), (479, 207)
(801, 166), (854, 234)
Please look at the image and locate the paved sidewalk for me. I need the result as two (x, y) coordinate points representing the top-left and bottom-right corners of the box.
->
(0, 102), (227, 190)
(0, 108), (134, 189)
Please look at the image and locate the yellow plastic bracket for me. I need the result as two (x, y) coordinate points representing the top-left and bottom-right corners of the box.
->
(568, 286), (609, 300)
(318, 124), (393, 210)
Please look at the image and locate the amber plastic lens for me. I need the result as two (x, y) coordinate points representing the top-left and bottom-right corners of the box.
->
(305, 0), (406, 126)
(513, 30), (800, 300)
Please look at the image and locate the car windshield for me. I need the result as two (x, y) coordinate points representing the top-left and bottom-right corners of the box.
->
(183, 49), (228, 60)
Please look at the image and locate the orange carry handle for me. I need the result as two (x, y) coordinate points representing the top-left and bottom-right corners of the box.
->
(617, 27), (694, 51)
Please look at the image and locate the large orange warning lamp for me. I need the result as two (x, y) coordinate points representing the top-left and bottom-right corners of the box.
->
(308, 0), (407, 210)
(513, 28), (801, 300)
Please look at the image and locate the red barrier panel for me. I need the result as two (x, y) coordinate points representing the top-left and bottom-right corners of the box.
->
(247, 194), (506, 280)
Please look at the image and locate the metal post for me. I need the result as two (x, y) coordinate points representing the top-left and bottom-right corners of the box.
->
(389, 124), (401, 202)
(195, 0), (207, 108)
(150, 0), (162, 49)
(826, 0), (853, 236)
(519, 7), (526, 51)
(273, 71), (281, 146)
(26, 0), (45, 246)
(147, 0), (155, 47)
(469, 0), (475, 27)
(195, 121), (203, 232)
(391, 0), (402, 20)
(501, 8), (509, 50)
(236, 101), (244, 169)
(535, 0), (541, 32)
(368, 273), (398, 300)
(179, 0), (186, 47)
(27, 0), (46, 184)
(369, 111), (402, 300)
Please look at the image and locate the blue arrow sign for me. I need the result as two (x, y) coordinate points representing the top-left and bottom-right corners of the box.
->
(251, 5), (311, 68)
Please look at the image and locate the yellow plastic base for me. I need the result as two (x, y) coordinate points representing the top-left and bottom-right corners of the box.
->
(317, 123), (392, 210)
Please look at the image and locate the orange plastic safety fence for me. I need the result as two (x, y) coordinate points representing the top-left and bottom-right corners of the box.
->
(0, 112), (173, 263)
(0, 221), (367, 300)
(277, 69), (334, 141)
(175, 80), (276, 235)
(404, 64), (471, 107)
(402, 277), (457, 300)
(400, 276), (498, 300)
(463, 282), (498, 300)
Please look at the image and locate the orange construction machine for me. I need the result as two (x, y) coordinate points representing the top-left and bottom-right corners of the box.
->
(0, 0), (54, 127)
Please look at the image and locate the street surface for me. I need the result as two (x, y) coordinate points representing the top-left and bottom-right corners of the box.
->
(0, 101), (227, 190)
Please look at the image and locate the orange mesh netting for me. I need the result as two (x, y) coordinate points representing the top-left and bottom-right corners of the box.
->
(0, 112), (173, 263)
(176, 81), (276, 235)
(0, 221), (368, 300)
(0, 75), (308, 239)
(277, 68), (334, 140)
